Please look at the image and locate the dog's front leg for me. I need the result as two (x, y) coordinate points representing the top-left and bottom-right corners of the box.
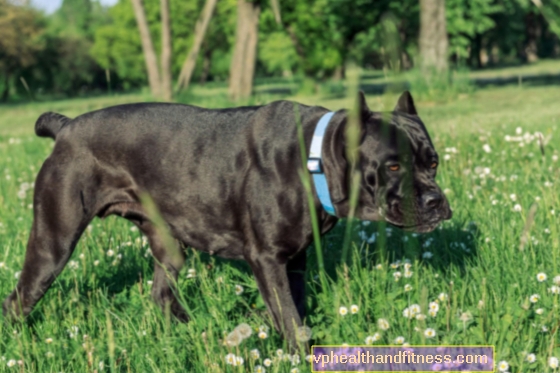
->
(139, 222), (188, 322)
(247, 253), (303, 348)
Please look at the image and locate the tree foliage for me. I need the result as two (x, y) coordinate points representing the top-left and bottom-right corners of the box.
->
(0, 0), (559, 100)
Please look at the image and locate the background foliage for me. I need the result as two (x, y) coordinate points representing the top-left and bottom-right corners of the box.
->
(1, 0), (559, 100)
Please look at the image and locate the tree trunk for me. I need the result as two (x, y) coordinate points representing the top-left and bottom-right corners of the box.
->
(199, 50), (212, 85)
(228, 0), (260, 101)
(160, 0), (172, 101)
(524, 12), (541, 63)
(176, 0), (218, 92)
(419, 0), (449, 71)
(131, 0), (161, 98)
(1, 73), (9, 102)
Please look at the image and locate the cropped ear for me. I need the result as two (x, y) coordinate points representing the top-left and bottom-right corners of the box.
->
(394, 91), (418, 115)
(358, 90), (370, 120)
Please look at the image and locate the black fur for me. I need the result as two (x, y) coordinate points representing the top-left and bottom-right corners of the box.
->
(3, 91), (451, 347)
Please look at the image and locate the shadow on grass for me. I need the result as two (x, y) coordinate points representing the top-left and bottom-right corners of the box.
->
(311, 219), (480, 280)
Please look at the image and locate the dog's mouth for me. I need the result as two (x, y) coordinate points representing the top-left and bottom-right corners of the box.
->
(381, 208), (452, 233)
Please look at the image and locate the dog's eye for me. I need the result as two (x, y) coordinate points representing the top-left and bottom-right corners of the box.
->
(389, 164), (400, 172)
(430, 162), (438, 169)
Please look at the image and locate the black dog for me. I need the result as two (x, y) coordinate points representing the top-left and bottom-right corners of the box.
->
(3, 91), (451, 346)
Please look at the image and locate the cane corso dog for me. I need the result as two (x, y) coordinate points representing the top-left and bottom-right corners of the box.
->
(3, 91), (451, 346)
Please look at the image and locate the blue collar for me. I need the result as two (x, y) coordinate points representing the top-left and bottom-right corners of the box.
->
(307, 112), (336, 216)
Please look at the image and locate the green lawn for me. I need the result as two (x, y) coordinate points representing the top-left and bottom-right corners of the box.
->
(0, 63), (559, 372)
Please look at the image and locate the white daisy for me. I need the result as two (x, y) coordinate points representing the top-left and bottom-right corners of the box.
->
(424, 328), (436, 338)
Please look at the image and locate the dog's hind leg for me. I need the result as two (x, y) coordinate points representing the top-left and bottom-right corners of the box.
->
(2, 158), (94, 319)
(101, 202), (189, 322)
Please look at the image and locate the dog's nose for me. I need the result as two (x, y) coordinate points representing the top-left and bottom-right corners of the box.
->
(421, 192), (442, 209)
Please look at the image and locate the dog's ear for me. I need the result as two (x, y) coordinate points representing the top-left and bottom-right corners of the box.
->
(394, 91), (418, 116)
(358, 90), (371, 121)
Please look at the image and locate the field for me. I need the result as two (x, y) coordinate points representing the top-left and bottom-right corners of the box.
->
(0, 63), (559, 372)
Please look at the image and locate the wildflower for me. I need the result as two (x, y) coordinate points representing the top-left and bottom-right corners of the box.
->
(530, 294), (540, 303)
(106, 249), (114, 257)
(235, 323), (252, 339)
(553, 275), (560, 285)
(403, 307), (412, 319)
(536, 308), (544, 315)
(263, 358), (272, 367)
(250, 349), (260, 360)
(404, 284), (413, 292)
(225, 353), (237, 365)
(429, 302), (439, 313)
(254, 365), (266, 373)
(233, 356), (244, 366)
(549, 357), (559, 369)
(296, 326), (312, 342)
(7, 359), (16, 367)
(377, 318), (390, 330)
(365, 333), (381, 344)
(537, 272), (548, 282)
(415, 314), (426, 321)
(483, 144), (492, 153)
(424, 328), (436, 338)
(93, 260), (100, 266)
(290, 368), (299, 373)
(410, 304), (421, 315)
(235, 285), (244, 295)
(497, 360), (509, 372)
(258, 331), (268, 339)
(68, 260), (79, 270)
(548, 286), (560, 294)
(513, 204), (522, 212)
(350, 305), (359, 314)
(339, 306), (348, 316)
(225, 330), (243, 347)
(459, 312), (472, 322)
(375, 264), (383, 270)
(526, 353), (536, 363)
(509, 194), (517, 201)
(290, 354), (301, 365)
(45, 338), (53, 344)
(438, 293), (448, 302)
(258, 325), (269, 333)
(404, 270), (413, 278)
(46, 351), (54, 358)
(394, 336), (405, 344)
(276, 349), (284, 358)
(186, 268), (196, 278)
(393, 271), (402, 281)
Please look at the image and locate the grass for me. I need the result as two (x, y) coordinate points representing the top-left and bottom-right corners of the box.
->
(0, 62), (559, 372)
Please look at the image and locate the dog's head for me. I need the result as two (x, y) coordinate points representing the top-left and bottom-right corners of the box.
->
(325, 91), (452, 233)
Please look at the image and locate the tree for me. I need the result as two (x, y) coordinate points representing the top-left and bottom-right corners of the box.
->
(160, 0), (172, 100)
(176, 0), (218, 92)
(0, 0), (45, 101)
(228, 0), (261, 100)
(419, 0), (449, 71)
(131, 0), (162, 98)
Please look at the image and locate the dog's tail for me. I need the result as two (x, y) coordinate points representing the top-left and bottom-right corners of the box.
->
(35, 112), (71, 140)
